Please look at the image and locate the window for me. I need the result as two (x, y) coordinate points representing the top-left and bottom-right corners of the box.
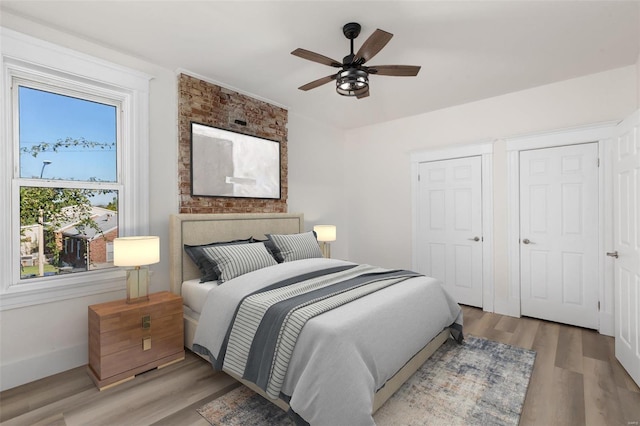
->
(1, 28), (150, 309)
(17, 84), (121, 280)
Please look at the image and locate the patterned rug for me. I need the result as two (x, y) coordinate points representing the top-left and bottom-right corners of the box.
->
(197, 336), (536, 426)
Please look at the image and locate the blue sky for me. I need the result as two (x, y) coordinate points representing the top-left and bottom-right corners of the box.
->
(19, 86), (117, 182)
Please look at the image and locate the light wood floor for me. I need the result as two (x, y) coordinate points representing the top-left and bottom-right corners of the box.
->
(1, 306), (639, 425)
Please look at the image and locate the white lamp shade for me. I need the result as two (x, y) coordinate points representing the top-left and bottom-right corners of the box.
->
(113, 236), (160, 267)
(314, 225), (336, 242)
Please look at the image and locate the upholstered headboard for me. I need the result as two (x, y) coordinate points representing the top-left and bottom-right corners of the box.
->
(169, 213), (304, 295)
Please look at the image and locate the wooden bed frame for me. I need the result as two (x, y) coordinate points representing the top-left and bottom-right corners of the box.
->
(169, 212), (450, 414)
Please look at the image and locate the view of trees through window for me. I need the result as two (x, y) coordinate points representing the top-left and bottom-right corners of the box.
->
(18, 85), (120, 279)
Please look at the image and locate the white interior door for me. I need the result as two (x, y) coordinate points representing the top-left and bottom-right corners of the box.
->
(416, 156), (483, 307)
(520, 143), (599, 329)
(613, 111), (640, 386)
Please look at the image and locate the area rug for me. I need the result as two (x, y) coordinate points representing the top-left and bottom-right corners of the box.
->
(197, 336), (536, 426)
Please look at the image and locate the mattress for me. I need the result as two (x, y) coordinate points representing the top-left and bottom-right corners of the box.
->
(181, 278), (219, 315)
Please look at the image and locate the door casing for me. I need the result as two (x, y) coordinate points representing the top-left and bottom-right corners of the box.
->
(505, 122), (617, 335)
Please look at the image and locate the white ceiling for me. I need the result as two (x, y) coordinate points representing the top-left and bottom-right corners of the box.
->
(1, 1), (639, 129)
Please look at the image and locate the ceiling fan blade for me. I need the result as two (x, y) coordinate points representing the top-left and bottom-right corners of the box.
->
(354, 29), (393, 64)
(298, 74), (337, 91)
(356, 88), (370, 99)
(291, 48), (342, 68)
(368, 65), (421, 77)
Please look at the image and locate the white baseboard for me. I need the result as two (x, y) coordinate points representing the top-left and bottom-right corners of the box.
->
(493, 299), (615, 336)
(0, 343), (87, 392)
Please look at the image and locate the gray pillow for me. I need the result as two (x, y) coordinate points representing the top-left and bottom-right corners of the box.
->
(201, 242), (278, 282)
(266, 231), (323, 263)
(184, 238), (252, 282)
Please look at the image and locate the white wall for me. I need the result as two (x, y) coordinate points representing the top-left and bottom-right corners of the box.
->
(344, 66), (637, 313)
(637, 51), (640, 107)
(0, 13), (178, 391)
(287, 112), (349, 260)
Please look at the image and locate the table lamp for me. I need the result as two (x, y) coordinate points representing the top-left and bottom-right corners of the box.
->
(113, 236), (160, 303)
(313, 225), (336, 258)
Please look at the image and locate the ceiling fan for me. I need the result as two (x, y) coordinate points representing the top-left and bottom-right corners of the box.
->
(291, 22), (421, 99)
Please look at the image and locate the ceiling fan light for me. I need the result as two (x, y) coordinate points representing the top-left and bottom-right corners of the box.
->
(336, 69), (369, 96)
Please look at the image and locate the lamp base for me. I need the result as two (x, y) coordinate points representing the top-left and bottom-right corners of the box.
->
(320, 242), (331, 259)
(126, 266), (150, 304)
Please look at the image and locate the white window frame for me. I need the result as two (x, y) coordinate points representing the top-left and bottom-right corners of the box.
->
(0, 28), (151, 310)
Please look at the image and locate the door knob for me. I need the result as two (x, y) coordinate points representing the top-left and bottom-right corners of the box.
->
(468, 236), (480, 242)
(606, 251), (619, 259)
(522, 238), (532, 244)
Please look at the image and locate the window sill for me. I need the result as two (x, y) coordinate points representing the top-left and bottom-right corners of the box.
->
(0, 269), (126, 311)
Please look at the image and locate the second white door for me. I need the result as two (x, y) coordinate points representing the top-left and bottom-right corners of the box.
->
(612, 111), (640, 386)
(416, 156), (483, 307)
(519, 143), (599, 329)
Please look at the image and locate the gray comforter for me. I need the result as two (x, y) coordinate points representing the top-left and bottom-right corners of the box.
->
(193, 258), (463, 426)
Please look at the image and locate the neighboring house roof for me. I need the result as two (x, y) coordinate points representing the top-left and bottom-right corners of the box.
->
(55, 206), (115, 232)
(61, 212), (118, 241)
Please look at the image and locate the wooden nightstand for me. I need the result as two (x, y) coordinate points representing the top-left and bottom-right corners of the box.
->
(87, 291), (185, 390)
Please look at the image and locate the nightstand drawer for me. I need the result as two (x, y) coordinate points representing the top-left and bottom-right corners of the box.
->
(95, 312), (183, 356)
(89, 296), (182, 334)
(99, 332), (183, 379)
(87, 291), (185, 390)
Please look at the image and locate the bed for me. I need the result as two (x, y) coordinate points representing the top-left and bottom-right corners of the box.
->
(169, 213), (462, 425)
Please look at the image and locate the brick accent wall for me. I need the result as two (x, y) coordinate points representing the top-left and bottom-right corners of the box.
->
(177, 74), (288, 213)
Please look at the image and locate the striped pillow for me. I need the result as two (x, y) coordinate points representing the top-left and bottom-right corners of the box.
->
(267, 231), (323, 263)
(201, 242), (277, 283)
(184, 238), (253, 282)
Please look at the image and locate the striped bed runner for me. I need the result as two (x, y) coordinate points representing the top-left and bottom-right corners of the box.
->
(221, 264), (422, 399)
